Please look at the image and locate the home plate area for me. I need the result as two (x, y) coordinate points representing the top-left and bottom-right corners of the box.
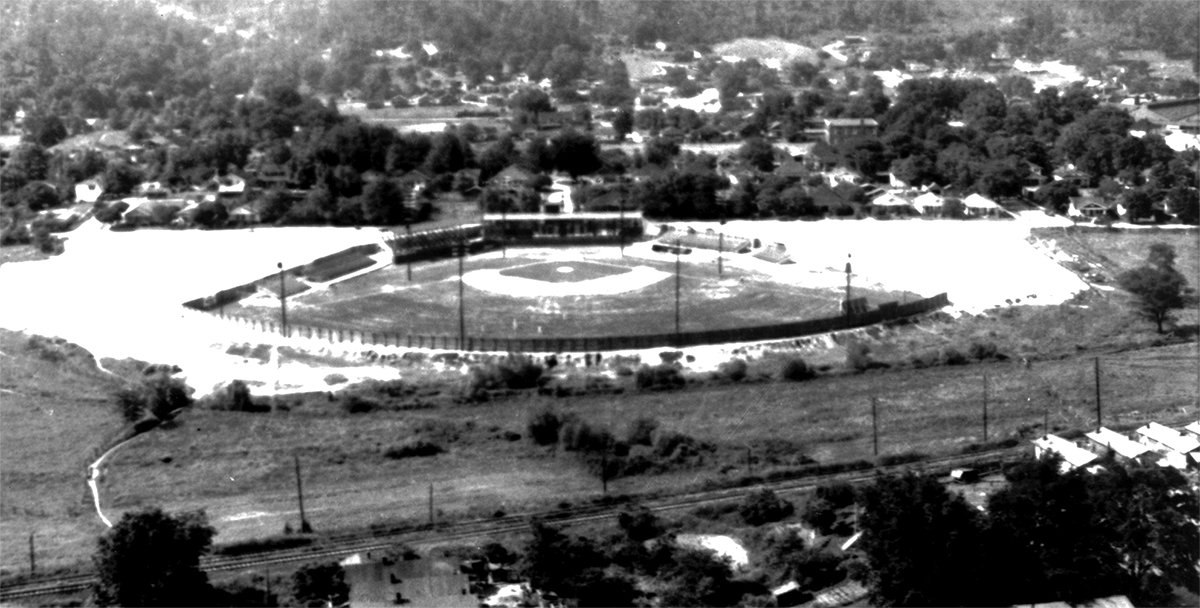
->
(466, 260), (671, 297)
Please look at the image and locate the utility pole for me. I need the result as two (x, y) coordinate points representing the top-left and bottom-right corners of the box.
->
(428, 483), (434, 524)
(746, 446), (752, 476)
(458, 228), (466, 351)
(983, 373), (989, 442)
(619, 200), (625, 256)
(601, 452), (608, 495)
(871, 397), (879, 457)
(294, 455), (310, 533)
(844, 254), (853, 315)
(717, 224), (724, 277)
(674, 237), (682, 347)
(28, 532), (35, 574)
(277, 263), (287, 337)
(1094, 357), (1102, 430)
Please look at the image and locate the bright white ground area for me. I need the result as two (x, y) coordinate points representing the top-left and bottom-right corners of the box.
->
(0, 215), (1088, 396)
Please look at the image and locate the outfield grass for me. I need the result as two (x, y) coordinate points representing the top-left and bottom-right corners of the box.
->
(225, 250), (908, 339)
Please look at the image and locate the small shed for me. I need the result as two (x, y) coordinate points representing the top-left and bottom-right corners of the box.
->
(1033, 434), (1099, 472)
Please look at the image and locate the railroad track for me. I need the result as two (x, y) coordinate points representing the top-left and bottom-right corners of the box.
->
(0, 447), (1018, 603)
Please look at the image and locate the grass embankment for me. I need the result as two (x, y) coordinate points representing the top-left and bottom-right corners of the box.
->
(0, 331), (129, 575)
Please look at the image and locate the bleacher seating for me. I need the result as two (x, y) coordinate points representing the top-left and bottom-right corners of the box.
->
(390, 224), (483, 254)
(753, 243), (795, 265)
(657, 229), (751, 253)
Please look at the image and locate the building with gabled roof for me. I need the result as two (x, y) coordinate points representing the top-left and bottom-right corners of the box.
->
(1135, 421), (1200, 456)
(1033, 434), (1100, 472)
(1085, 427), (1154, 464)
(341, 551), (475, 608)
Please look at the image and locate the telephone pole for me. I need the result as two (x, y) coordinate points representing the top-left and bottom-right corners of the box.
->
(982, 373), (989, 442)
(674, 237), (682, 347)
(28, 533), (35, 574)
(844, 254), (853, 315)
(1094, 357), (1102, 430)
(871, 397), (879, 457)
(277, 263), (287, 337)
(458, 228), (466, 351)
(294, 455), (310, 533)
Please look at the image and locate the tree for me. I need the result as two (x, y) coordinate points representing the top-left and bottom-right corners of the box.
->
(1117, 243), (1188, 333)
(23, 113), (68, 148)
(644, 137), (680, 166)
(658, 545), (739, 607)
(192, 200), (228, 228)
(361, 64), (393, 102)
(740, 488), (794, 526)
(7, 143), (49, 182)
(93, 507), (216, 607)
(612, 106), (634, 141)
(103, 161), (143, 197)
(739, 137), (775, 172)
(290, 562), (349, 608)
(857, 472), (985, 606)
(549, 129), (601, 179)
(18, 181), (60, 212)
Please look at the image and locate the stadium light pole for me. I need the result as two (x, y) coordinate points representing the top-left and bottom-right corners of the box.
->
(277, 262), (287, 337)
(674, 237), (682, 347)
(458, 227), (466, 351)
(717, 218), (725, 277)
(844, 254), (852, 316)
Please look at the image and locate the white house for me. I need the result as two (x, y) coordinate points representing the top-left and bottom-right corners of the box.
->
(913, 192), (944, 215)
(963, 193), (1004, 218)
(1085, 427), (1153, 464)
(1135, 422), (1200, 468)
(74, 177), (104, 204)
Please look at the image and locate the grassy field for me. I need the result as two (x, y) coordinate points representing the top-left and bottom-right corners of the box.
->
(225, 249), (908, 339)
(0, 330), (129, 576)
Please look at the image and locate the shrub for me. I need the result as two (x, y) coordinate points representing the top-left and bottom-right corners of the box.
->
(778, 357), (815, 381)
(142, 373), (194, 419)
(635, 363), (684, 391)
(206, 380), (267, 412)
(528, 408), (561, 446)
(717, 358), (748, 382)
(845, 339), (872, 372)
(342, 394), (381, 414)
(967, 340), (1001, 360)
(814, 482), (856, 509)
(653, 431), (703, 460)
(626, 417), (660, 447)
(383, 439), (443, 459)
(801, 497), (838, 535)
(739, 488), (795, 526)
(114, 386), (147, 422)
(561, 418), (614, 454)
(940, 346), (969, 366)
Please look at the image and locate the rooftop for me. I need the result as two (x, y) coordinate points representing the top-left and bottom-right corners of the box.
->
(1085, 427), (1151, 459)
(1136, 421), (1200, 454)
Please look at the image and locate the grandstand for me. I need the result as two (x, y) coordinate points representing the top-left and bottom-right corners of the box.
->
(481, 211), (644, 243)
(753, 242), (795, 265)
(388, 224), (485, 262)
(656, 227), (751, 253)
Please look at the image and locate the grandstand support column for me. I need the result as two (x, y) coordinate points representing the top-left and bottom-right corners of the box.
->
(277, 263), (287, 337)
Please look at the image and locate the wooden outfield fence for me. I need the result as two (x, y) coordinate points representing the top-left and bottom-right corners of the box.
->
(206, 293), (950, 353)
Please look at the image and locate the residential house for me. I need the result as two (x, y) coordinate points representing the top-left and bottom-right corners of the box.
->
(869, 191), (915, 216)
(135, 181), (170, 199)
(822, 118), (878, 146)
(1084, 427), (1155, 466)
(122, 198), (189, 227)
(775, 158), (808, 180)
(1184, 421), (1200, 439)
(341, 551), (475, 608)
(1068, 195), (1122, 219)
(913, 191), (944, 216)
(809, 184), (857, 216)
(1129, 98), (1200, 134)
(1053, 165), (1094, 189)
(1021, 161), (1048, 193)
(488, 165), (536, 190)
(963, 193), (1005, 218)
(207, 174), (246, 200)
(803, 141), (841, 172)
(1033, 434), (1100, 472)
(1135, 421), (1200, 469)
(74, 177), (104, 204)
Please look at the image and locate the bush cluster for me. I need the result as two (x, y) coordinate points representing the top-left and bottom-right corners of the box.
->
(716, 358), (748, 382)
(635, 363), (684, 391)
(802, 482), (857, 535)
(383, 439), (443, 459)
(467, 354), (545, 399)
(777, 357), (815, 381)
(739, 488), (795, 526)
(204, 380), (269, 412)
